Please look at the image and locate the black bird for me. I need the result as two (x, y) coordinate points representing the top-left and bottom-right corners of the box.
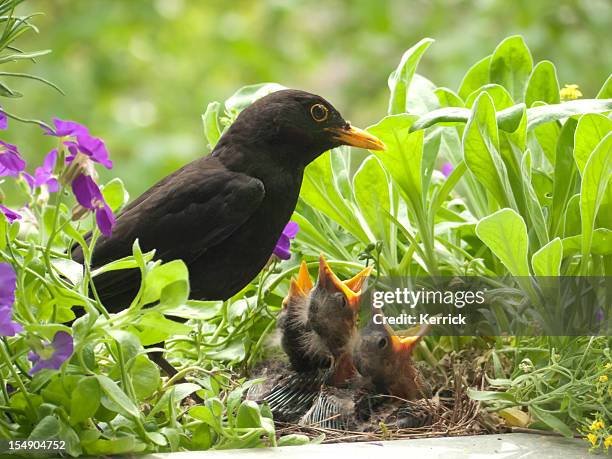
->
(72, 89), (384, 311)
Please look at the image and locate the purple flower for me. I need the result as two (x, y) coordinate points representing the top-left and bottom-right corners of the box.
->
(0, 205), (21, 223)
(0, 263), (22, 337)
(441, 162), (454, 178)
(0, 141), (26, 177)
(595, 308), (605, 323)
(43, 118), (89, 137)
(273, 221), (299, 260)
(71, 174), (115, 237)
(0, 110), (7, 130)
(28, 331), (73, 374)
(30, 149), (59, 192)
(73, 135), (112, 169)
(0, 263), (17, 306)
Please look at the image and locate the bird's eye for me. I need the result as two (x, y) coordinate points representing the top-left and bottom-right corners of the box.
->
(377, 337), (388, 349)
(310, 104), (328, 122)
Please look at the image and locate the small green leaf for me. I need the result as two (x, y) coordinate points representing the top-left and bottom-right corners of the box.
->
(531, 238), (562, 276)
(489, 35), (533, 102)
(434, 87), (464, 108)
(70, 377), (100, 424)
(458, 55), (491, 100)
(525, 60), (560, 107)
(387, 38), (434, 114)
(465, 84), (514, 110)
(202, 101), (222, 149)
(96, 375), (141, 419)
(353, 156), (391, 243)
(278, 434), (312, 446)
(29, 415), (61, 440)
(142, 259), (189, 305)
(530, 406), (573, 438)
(102, 178), (129, 212)
(476, 208), (531, 276)
(597, 74), (612, 99)
(573, 113), (612, 174)
(467, 388), (516, 402)
(236, 400), (262, 428)
(550, 119), (578, 237)
(130, 355), (160, 400)
(580, 132), (612, 263)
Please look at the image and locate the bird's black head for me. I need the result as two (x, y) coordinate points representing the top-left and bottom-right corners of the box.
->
(219, 89), (385, 168)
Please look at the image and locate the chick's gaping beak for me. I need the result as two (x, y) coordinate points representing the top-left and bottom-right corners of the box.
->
(326, 125), (386, 151)
(318, 255), (371, 311)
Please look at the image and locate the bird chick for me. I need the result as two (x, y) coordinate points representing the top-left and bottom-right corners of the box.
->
(307, 255), (372, 384)
(353, 306), (429, 400)
(277, 256), (372, 382)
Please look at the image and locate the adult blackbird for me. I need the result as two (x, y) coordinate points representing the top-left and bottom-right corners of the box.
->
(72, 90), (384, 311)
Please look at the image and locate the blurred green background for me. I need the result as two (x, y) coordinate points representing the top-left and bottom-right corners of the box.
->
(2, 0), (611, 198)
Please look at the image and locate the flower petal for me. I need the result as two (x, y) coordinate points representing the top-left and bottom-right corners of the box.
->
(0, 263), (17, 307)
(76, 134), (113, 169)
(441, 162), (454, 178)
(0, 111), (7, 130)
(43, 118), (89, 137)
(282, 221), (299, 238)
(71, 174), (103, 209)
(95, 204), (115, 237)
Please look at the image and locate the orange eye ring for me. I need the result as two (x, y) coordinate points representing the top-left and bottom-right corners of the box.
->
(310, 103), (328, 122)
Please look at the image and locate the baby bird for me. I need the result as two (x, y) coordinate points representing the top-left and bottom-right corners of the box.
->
(277, 256), (372, 380)
(352, 305), (429, 400)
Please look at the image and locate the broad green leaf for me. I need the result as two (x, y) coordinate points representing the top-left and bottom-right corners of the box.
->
(406, 73), (440, 114)
(434, 87), (464, 108)
(29, 415), (61, 440)
(368, 114), (424, 214)
(467, 388), (516, 402)
(463, 93), (513, 209)
(597, 74), (612, 99)
(573, 113), (612, 174)
(70, 377), (100, 424)
(489, 35), (533, 102)
(458, 55), (491, 100)
(550, 119), (578, 237)
(96, 375), (141, 419)
(525, 61), (560, 107)
(476, 208), (531, 276)
(102, 178), (129, 212)
(531, 120), (560, 166)
(562, 229), (612, 257)
(465, 84), (514, 110)
(108, 329), (140, 363)
(127, 311), (191, 346)
(353, 156), (392, 243)
(224, 82), (286, 114)
(130, 355), (160, 400)
(301, 153), (369, 243)
(85, 437), (146, 456)
(142, 259), (189, 305)
(278, 434), (312, 446)
(531, 238), (562, 276)
(202, 101), (222, 149)
(387, 38), (434, 114)
(563, 194), (581, 237)
(580, 132), (612, 262)
(236, 400), (263, 428)
(410, 99), (612, 133)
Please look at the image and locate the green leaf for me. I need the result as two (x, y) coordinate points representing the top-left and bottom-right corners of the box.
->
(465, 84), (514, 110)
(434, 87), (464, 108)
(597, 74), (612, 99)
(387, 38), (434, 114)
(301, 152), (370, 243)
(224, 82), (286, 114)
(202, 101), (222, 149)
(463, 93), (513, 208)
(127, 311), (191, 346)
(563, 194), (581, 237)
(476, 208), (531, 276)
(368, 114), (424, 214)
(85, 436), (146, 455)
(142, 259), (189, 305)
(562, 229), (612, 257)
(467, 388), (516, 402)
(353, 156), (392, 243)
(526, 98), (612, 130)
(129, 355), (160, 400)
(550, 119), (578, 237)
(489, 35), (533, 102)
(70, 377), (100, 424)
(278, 434), (312, 446)
(530, 406), (573, 438)
(29, 415), (61, 440)
(520, 150), (549, 247)
(101, 178), (129, 212)
(96, 375), (141, 419)
(108, 329), (141, 363)
(525, 61), (560, 107)
(573, 113), (612, 174)
(236, 400), (262, 428)
(458, 55), (491, 100)
(580, 132), (612, 263)
(531, 238), (562, 276)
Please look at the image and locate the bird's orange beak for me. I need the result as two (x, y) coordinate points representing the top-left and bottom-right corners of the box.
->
(283, 260), (313, 308)
(318, 255), (372, 311)
(325, 125), (386, 151)
(390, 324), (431, 354)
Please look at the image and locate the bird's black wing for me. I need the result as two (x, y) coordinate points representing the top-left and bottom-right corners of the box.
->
(74, 159), (265, 308)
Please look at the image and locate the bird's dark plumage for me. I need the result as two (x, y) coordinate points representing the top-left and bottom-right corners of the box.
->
(72, 89), (384, 311)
